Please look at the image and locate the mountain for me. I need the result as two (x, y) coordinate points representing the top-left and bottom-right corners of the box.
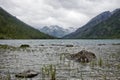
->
(64, 8), (120, 39)
(39, 25), (76, 38)
(0, 7), (54, 39)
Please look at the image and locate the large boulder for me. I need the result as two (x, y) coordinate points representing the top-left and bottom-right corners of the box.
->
(67, 50), (96, 63)
(15, 70), (38, 78)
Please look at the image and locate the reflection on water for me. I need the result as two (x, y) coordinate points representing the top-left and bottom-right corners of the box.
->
(0, 39), (120, 80)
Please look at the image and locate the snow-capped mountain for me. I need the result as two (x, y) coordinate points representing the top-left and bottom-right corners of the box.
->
(39, 25), (76, 38)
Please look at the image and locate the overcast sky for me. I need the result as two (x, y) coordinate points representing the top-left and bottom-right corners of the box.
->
(0, 0), (120, 29)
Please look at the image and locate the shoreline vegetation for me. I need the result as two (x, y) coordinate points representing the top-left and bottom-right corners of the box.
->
(0, 42), (120, 80)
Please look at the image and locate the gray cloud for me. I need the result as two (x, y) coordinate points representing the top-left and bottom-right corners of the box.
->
(0, 0), (120, 28)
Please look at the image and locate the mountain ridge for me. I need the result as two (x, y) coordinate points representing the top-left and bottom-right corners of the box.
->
(0, 7), (54, 39)
(63, 8), (120, 39)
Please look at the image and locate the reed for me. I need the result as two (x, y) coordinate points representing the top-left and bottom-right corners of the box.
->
(0, 74), (2, 80)
(59, 54), (65, 64)
(98, 57), (103, 67)
(102, 74), (107, 80)
(41, 64), (56, 80)
(50, 66), (56, 80)
(90, 61), (96, 67)
(6, 70), (11, 80)
(80, 71), (84, 80)
(42, 67), (45, 80)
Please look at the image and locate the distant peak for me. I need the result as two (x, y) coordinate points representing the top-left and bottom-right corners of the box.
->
(97, 11), (111, 17)
(112, 8), (120, 14)
(43, 26), (48, 28)
(87, 10), (111, 24)
(50, 25), (61, 28)
(0, 7), (3, 10)
(114, 8), (120, 11)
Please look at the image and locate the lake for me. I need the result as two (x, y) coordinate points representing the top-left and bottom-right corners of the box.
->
(0, 39), (120, 80)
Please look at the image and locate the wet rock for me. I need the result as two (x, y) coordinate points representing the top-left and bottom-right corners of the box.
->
(112, 43), (120, 45)
(67, 50), (96, 63)
(98, 44), (106, 46)
(51, 44), (64, 46)
(66, 45), (73, 47)
(40, 44), (44, 46)
(15, 70), (38, 78)
(20, 44), (30, 48)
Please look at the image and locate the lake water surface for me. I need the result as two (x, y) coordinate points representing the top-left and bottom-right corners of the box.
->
(0, 39), (120, 80)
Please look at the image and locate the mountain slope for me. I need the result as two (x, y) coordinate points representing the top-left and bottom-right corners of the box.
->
(64, 9), (120, 39)
(39, 25), (76, 38)
(0, 7), (54, 39)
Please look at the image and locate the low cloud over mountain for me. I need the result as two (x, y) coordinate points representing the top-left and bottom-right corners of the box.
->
(0, 0), (120, 28)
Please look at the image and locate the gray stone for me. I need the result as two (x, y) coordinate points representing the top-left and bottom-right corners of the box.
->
(15, 70), (38, 78)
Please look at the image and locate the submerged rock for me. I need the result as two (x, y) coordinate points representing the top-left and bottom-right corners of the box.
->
(67, 50), (96, 63)
(15, 70), (38, 78)
(98, 44), (106, 46)
(51, 44), (64, 46)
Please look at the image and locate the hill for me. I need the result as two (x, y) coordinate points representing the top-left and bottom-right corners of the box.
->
(64, 9), (120, 39)
(0, 7), (54, 39)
